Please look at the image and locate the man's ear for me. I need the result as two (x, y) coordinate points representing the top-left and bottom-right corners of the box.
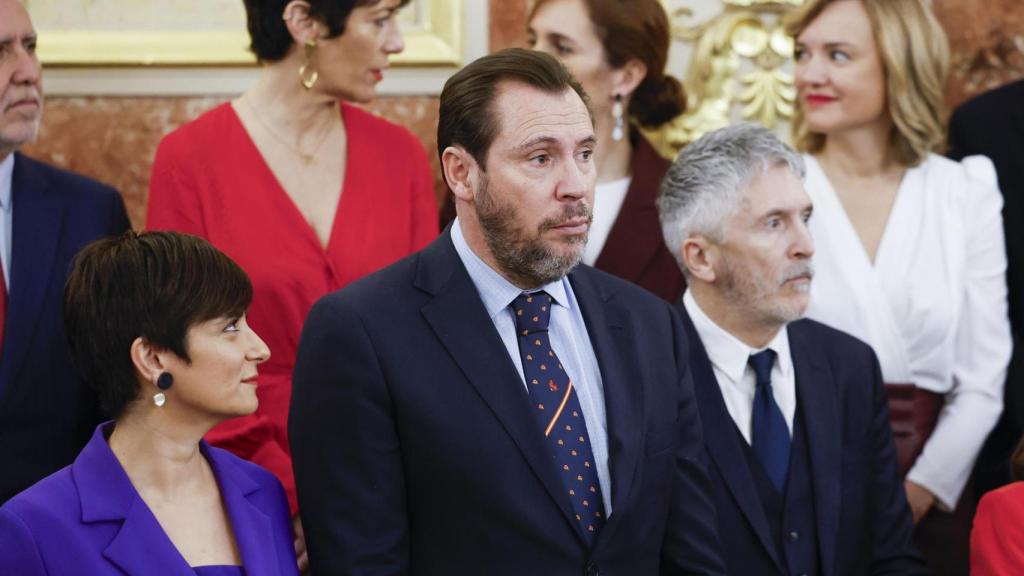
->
(282, 0), (322, 46)
(441, 146), (480, 202)
(682, 235), (718, 283)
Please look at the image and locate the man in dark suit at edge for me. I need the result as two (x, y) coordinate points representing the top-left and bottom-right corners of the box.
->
(290, 48), (724, 575)
(948, 80), (1024, 494)
(657, 123), (925, 575)
(0, 0), (130, 503)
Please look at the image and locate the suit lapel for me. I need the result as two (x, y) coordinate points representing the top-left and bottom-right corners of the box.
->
(593, 136), (669, 280)
(206, 443), (280, 576)
(0, 153), (63, 394)
(789, 322), (841, 576)
(568, 268), (643, 534)
(676, 303), (786, 573)
(72, 425), (193, 576)
(416, 231), (586, 543)
(103, 497), (195, 576)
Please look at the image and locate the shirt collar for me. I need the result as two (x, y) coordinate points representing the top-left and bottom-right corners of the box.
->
(683, 289), (793, 383)
(451, 217), (570, 318)
(0, 154), (13, 212)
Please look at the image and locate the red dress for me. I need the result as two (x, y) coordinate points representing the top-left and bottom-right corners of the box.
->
(971, 481), (1024, 575)
(147, 102), (438, 510)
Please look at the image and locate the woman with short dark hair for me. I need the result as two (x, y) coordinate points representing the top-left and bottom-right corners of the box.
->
(146, 0), (439, 546)
(0, 231), (298, 575)
(527, 0), (688, 302)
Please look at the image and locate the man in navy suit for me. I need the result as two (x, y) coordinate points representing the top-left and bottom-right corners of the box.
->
(290, 48), (724, 575)
(657, 124), (924, 575)
(949, 80), (1024, 495)
(0, 0), (129, 503)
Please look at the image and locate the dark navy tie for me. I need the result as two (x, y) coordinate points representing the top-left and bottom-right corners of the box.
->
(749, 349), (790, 492)
(511, 291), (605, 545)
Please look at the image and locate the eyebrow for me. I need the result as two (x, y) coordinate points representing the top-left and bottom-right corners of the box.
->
(547, 32), (574, 45)
(515, 135), (596, 154)
(371, 0), (402, 14)
(526, 29), (575, 46)
(796, 40), (855, 50)
(0, 33), (36, 45)
(760, 203), (814, 219)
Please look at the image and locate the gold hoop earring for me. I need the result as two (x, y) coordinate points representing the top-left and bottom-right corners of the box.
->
(299, 38), (319, 91)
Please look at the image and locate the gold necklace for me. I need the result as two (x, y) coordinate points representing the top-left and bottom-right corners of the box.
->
(242, 95), (337, 165)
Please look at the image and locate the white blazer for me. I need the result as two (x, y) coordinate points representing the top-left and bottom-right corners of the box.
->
(803, 152), (1012, 510)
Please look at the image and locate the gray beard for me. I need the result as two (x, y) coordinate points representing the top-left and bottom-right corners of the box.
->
(476, 175), (591, 289)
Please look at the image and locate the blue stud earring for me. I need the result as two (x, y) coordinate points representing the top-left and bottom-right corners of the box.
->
(153, 372), (173, 408)
(157, 372), (174, 390)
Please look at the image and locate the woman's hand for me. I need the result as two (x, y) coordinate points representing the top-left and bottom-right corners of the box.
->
(904, 479), (936, 523)
(293, 514), (309, 573)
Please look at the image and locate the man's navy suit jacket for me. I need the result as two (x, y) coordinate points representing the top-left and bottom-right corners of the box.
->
(290, 228), (725, 576)
(0, 153), (129, 503)
(676, 303), (926, 575)
(948, 79), (1024, 493)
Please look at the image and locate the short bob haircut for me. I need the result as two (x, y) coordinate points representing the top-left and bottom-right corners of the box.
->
(529, 0), (686, 128)
(243, 0), (412, 62)
(658, 123), (805, 276)
(785, 0), (949, 166)
(63, 231), (253, 419)
(437, 47), (591, 172)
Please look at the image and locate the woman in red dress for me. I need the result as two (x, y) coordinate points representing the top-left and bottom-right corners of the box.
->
(972, 440), (1024, 575)
(146, 0), (438, 562)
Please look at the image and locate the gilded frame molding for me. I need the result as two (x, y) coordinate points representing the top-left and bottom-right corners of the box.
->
(31, 0), (462, 67)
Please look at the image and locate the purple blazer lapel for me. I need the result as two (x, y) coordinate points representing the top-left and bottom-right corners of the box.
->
(72, 424), (193, 576)
(204, 442), (281, 576)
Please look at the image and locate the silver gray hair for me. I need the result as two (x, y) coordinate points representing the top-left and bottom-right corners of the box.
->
(657, 123), (806, 273)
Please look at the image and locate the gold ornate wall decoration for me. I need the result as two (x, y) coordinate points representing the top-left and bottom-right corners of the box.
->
(641, 0), (804, 158)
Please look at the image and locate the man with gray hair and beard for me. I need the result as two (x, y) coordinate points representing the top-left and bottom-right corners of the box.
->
(290, 48), (724, 575)
(657, 123), (925, 576)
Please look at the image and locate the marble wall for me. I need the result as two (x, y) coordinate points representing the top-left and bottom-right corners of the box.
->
(20, 0), (1024, 228)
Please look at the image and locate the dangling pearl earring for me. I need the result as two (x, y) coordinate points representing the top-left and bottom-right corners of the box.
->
(611, 94), (625, 142)
(153, 372), (173, 408)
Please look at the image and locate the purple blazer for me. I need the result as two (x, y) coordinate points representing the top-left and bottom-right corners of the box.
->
(0, 423), (299, 576)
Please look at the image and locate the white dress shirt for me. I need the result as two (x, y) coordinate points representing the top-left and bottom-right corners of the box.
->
(583, 176), (631, 266)
(804, 153), (1012, 510)
(683, 290), (797, 443)
(0, 154), (13, 288)
(451, 218), (613, 514)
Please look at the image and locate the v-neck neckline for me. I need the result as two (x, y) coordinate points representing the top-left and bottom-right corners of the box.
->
(806, 155), (917, 272)
(227, 101), (353, 255)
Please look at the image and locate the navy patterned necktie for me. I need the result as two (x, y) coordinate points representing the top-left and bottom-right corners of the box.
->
(511, 291), (605, 545)
(749, 349), (790, 492)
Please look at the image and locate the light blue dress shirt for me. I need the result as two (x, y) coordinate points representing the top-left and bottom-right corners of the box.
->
(0, 154), (13, 288)
(451, 219), (612, 514)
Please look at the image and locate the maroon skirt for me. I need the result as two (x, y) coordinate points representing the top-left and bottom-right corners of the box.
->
(885, 383), (943, 476)
(886, 383), (973, 576)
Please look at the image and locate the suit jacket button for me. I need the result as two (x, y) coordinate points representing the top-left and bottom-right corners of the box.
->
(585, 561), (600, 576)
(788, 530), (799, 542)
